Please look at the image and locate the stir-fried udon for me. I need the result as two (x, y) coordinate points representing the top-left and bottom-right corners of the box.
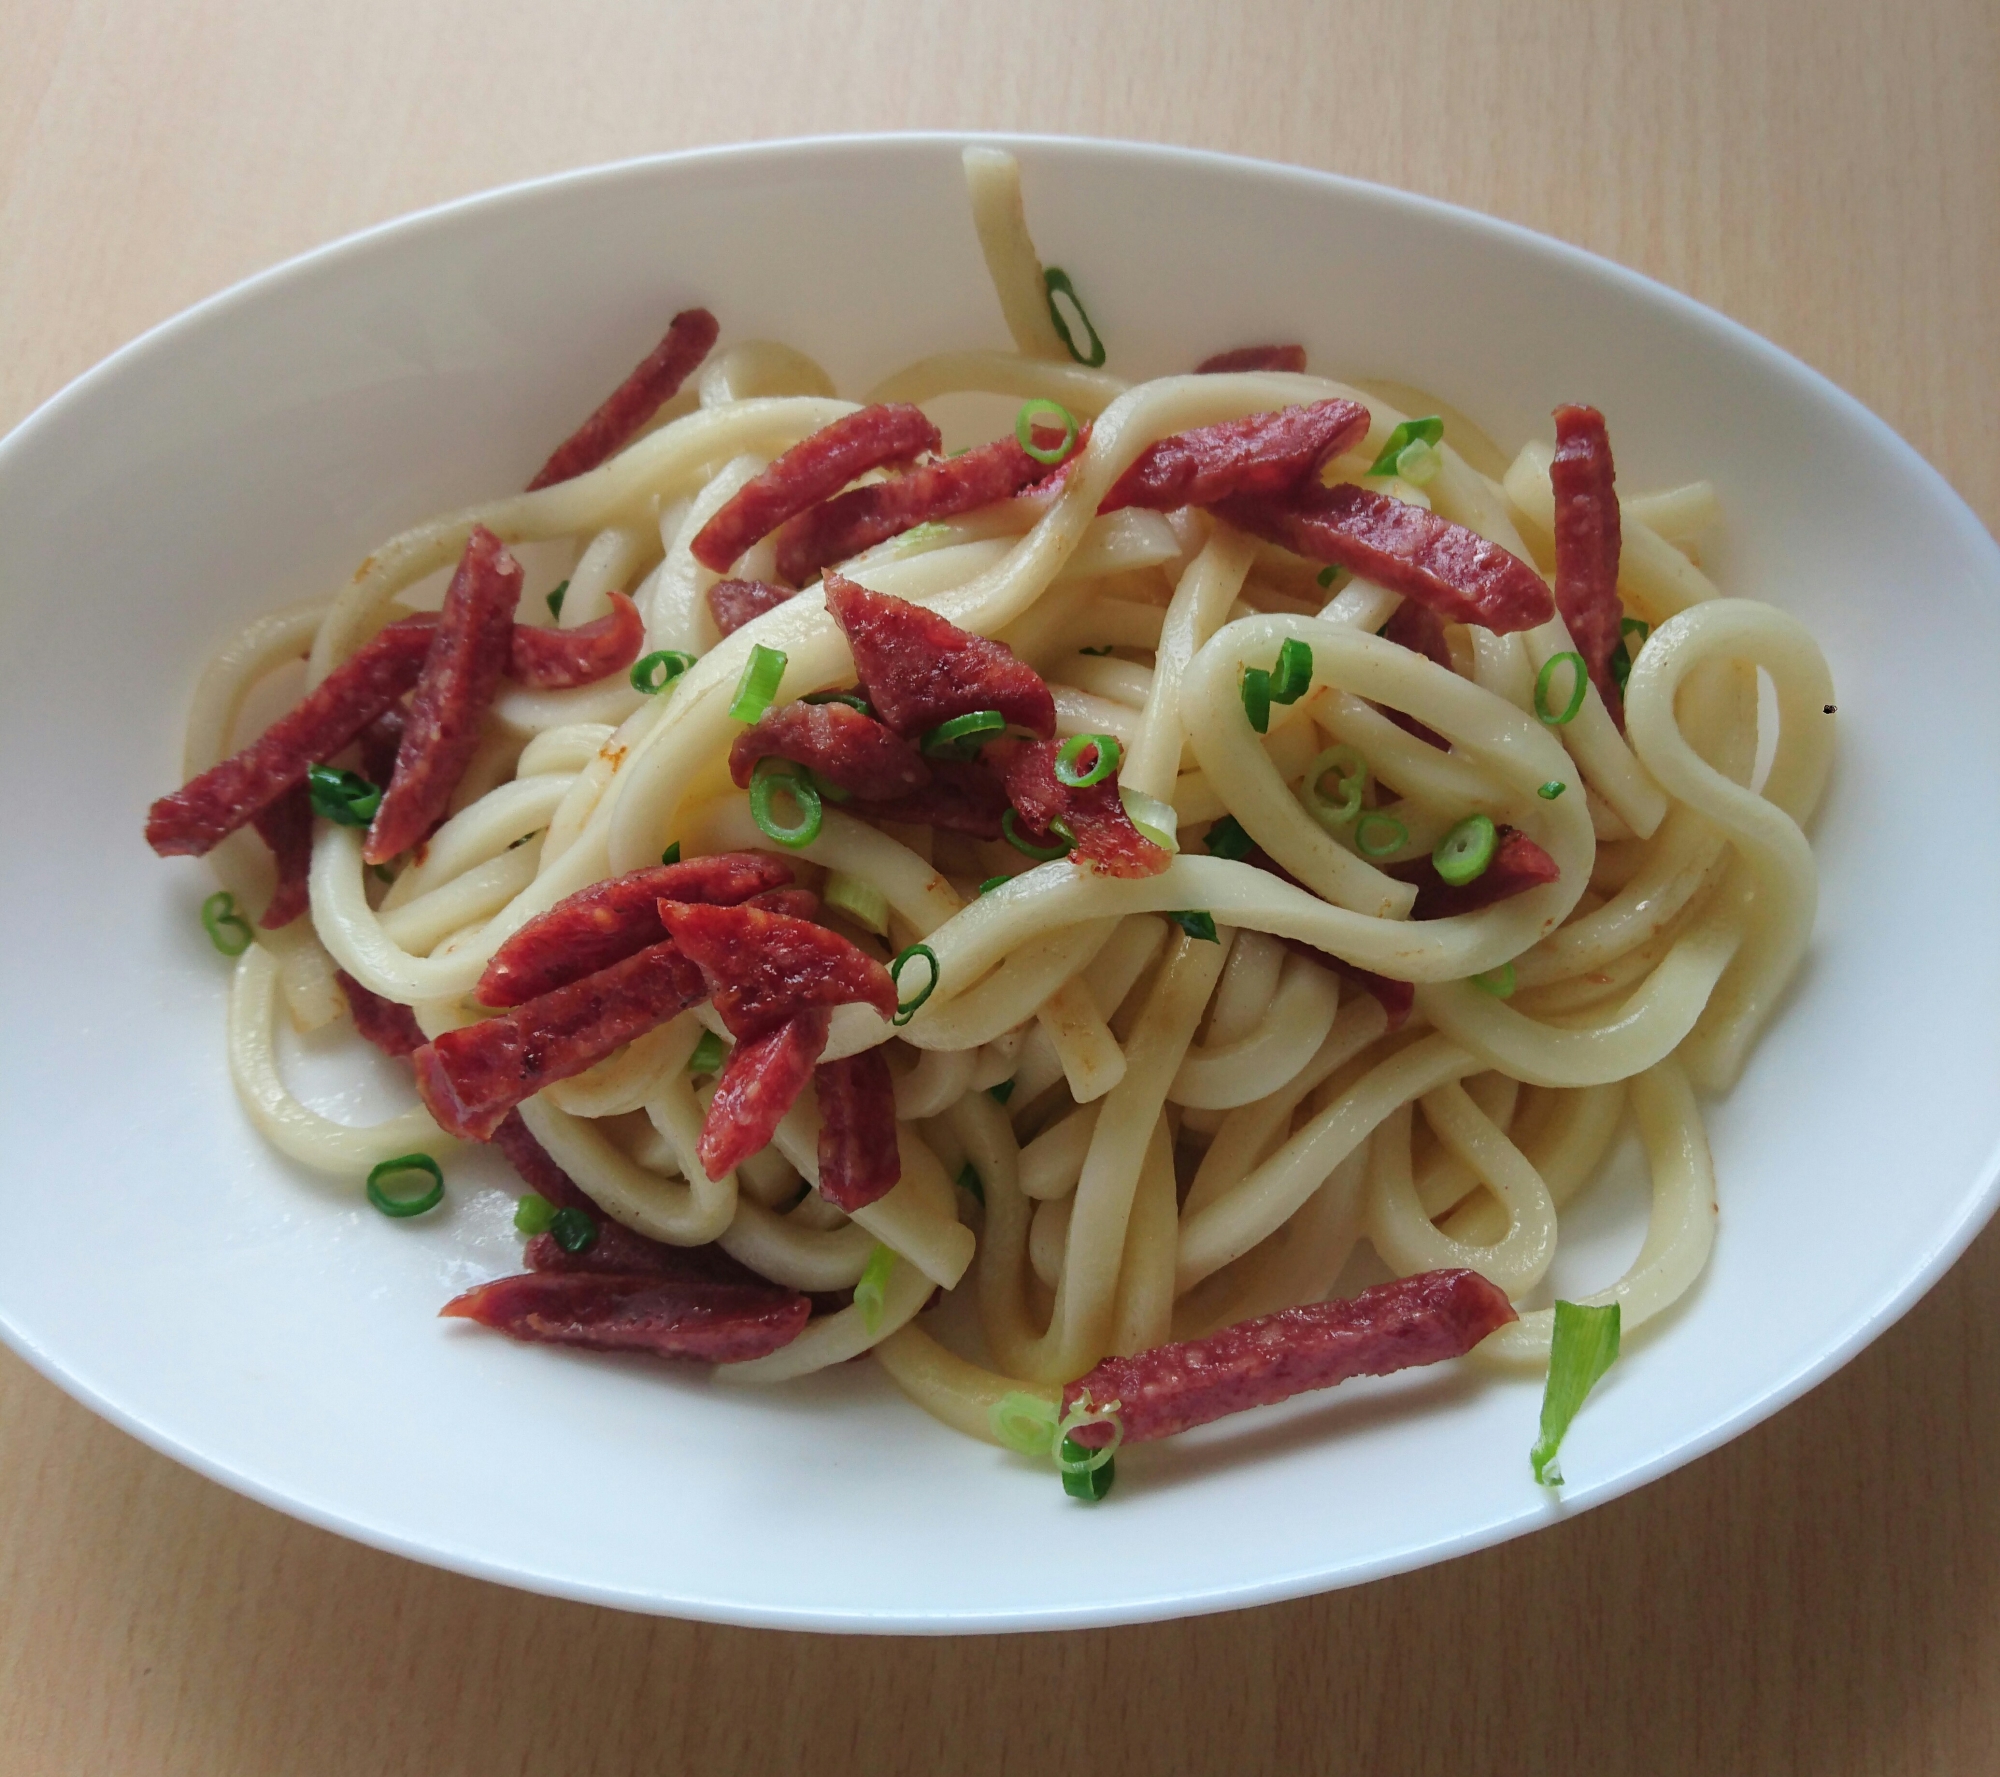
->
(146, 149), (1835, 1500)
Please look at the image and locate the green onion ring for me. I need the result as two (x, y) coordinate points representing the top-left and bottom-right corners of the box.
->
(687, 1029), (727, 1076)
(855, 1243), (897, 1332)
(1432, 813), (1499, 886)
(956, 1163), (985, 1204)
(365, 1153), (444, 1218)
(890, 943), (940, 1026)
(1053, 733), (1120, 787)
(1471, 961), (1517, 998)
(1165, 909), (1219, 943)
(920, 708), (1005, 758)
(990, 1391), (1059, 1458)
(803, 689), (873, 715)
(1536, 781), (1566, 801)
(1014, 398), (1079, 466)
(1041, 269), (1106, 367)
(307, 763), (381, 827)
(545, 580), (569, 619)
(513, 1194), (557, 1235)
(660, 841), (682, 865)
(1534, 651), (1589, 726)
(1003, 808), (1072, 861)
(1301, 744), (1368, 829)
(199, 889), (254, 957)
(748, 758), (823, 849)
(728, 643), (788, 723)
(1202, 814), (1255, 860)
(1365, 415), (1444, 478)
(630, 649), (695, 695)
(1240, 666), (1273, 734)
(1270, 637), (1314, 705)
(978, 874), (1010, 895)
(1354, 812), (1409, 858)
(549, 1206), (598, 1254)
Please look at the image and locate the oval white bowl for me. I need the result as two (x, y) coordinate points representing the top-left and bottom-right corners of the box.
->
(1, 135), (1996, 1632)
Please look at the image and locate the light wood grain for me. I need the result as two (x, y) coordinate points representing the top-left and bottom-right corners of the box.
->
(4, 3), (1997, 1772)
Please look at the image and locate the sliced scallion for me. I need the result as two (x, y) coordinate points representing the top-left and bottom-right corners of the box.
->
(1316, 565), (1345, 590)
(546, 579), (569, 619)
(1120, 787), (1178, 853)
(921, 708), (1005, 759)
(1079, 644), (1115, 657)
(1270, 637), (1314, 704)
(1354, 812), (1408, 858)
(988, 1079), (1015, 1105)
(990, 1391), (1059, 1459)
(365, 1153), (444, 1219)
(1301, 744), (1367, 832)
(200, 889), (253, 957)
(513, 1193), (557, 1235)
(1241, 666), (1273, 734)
(631, 649), (695, 695)
(823, 870), (890, 935)
(1042, 268), (1106, 368)
(1003, 809), (1072, 861)
(956, 1163), (985, 1204)
(890, 943), (939, 1026)
(660, 841), (682, 865)
(1534, 651), (1588, 726)
(549, 1206), (598, 1254)
(1366, 415), (1444, 478)
(1433, 813), (1499, 886)
(1055, 1393), (1123, 1503)
(1015, 398), (1079, 466)
(854, 1242), (897, 1333)
(687, 1029), (727, 1076)
(307, 763), (381, 827)
(803, 688), (873, 715)
(748, 758), (823, 849)
(1470, 961), (1517, 998)
(1054, 734), (1120, 788)
(1531, 1300), (1621, 1486)
(1609, 616), (1651, 696)
(728, 643), (787, 723)
(978, 874), (1010, 896)
(1203, 815), (1255, 860)
(1537, 781), (1566, 801)
(1394, 437), (1442, 485)
(1165, 910), (1219, 943)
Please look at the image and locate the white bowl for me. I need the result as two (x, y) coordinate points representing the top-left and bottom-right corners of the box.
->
(2, 135), (1996, 1633)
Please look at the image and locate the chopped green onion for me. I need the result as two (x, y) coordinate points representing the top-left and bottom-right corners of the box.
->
(1042, 268), (1106, 368)
(199, 889), (253, 957)
(1316, 564), (1345, 590)
(369, 862), (398, 885)
(978, 874), (1010, 896)
(824, 869), (890, 935)
(1432, 813), (1499, 886)
(748, 758), (823, 849)
(855, 1243), (897, 1333)
(921, 708), (1006, 759)
(1470, 961), (1517, 998)
(990, 1391), (1059, 1459)
(1394, 437), (1442, 485)
(728, 643), (787, 723)
(546, 579), (569, 619)
(1241, 666), (1273, 734)
(1534, 651), (1588, 726)
(803, 688), (873, 714)
(890, 943), (939, 1026)
(1355, 812), (1408, 858)
(1609, 616), (1652, 696)
(988, 1079), (1015, 1105)
(365, 1153), (444, 1219)
(1120, 787), (1178, 853)
(513, 1193), (557, 1235)
(1054, 733), (1120, 787)
(956, 1163), (985, 1204)
(660, 841), (682, 865)
(897, 521), (951, 552)
(549, 1206), (598, 1254)
(1015, 398), (1079, 466)
(1003, 809), (1072, 861)
(1165, 910), (1219, 943)
(307, 763), (381, 827)
(1270, 637), (1314, 704)
(631, 649), (695, 695)
(1301, 744), (1368, 832)
(1203, 815), (1255, 860)
(1366, 415), (1444, 478)
(1537, 781), (1566, 801)
(687, 1029), (727, 1076)
(806, 768), (851, 806)
(1079, 644), (1115, 657)
(1055, 1392), (1123, 1503)
(1531, 1300), (1621, 1486)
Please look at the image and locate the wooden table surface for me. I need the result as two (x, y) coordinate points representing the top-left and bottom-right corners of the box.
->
(5, 3), (1997, 1771)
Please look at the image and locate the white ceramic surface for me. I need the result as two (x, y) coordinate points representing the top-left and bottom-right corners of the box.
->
(2, 135), (1996, 1633)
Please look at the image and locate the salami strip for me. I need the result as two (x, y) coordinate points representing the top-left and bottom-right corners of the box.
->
(744, 886), (822, 922)
(336, 969), (429, 1057)
(477, 853), (792, 1008)
(658, 901), (896, 1038)
(492, 1111), (701, 1274)
(728, 700), (930, 800)
(697, 1008), (832, 1180)
(1061, 1268), (1517, 1445)
(440, 1268), (810, 1363)
(706, 577), (795, 638)
(772, 432), (1063, 585)
(1194, 344), (1308, 375)
(814, 1047), (901, 1211)
(413, 941), (708, 1140)
(1389, 825), (1561, 921)
(690, 404), (943, 573)
(860, 753), (1011, 839)
(525, 308), (719, 491)
(144, 621), (433, 857)
(1550, 403), (1626, 723)
(1100, 398), (1369, 514)
(991, 737), (1172, 879)
(823, 574), (1055, 741)
(1215, 483), (1555, 634)
(357, 707), (405, 790)
(506, 591), (645, 689)
(365, 527), (522, 865)
(252, 783), (313, 928)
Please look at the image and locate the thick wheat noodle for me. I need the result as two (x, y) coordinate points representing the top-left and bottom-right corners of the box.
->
(1170, 952), (1341, 1109)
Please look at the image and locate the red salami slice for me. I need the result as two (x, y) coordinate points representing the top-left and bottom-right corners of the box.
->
(772, 431), (1065, 585)
(336, 969), (429, 1058)
(491, 1110), (704, 1274)
(1194, 344), (1308, 375)
(1215, 483), (1554, 634)
(251, 783), (313, 928)
(658, 901), (897, 1039)
(357, 707), (405, 790)
(507, 591), (645, 689)
(413, 941), (708, 1140)
(991, 738), (1172, 879)
(525, 308), (719, 491)
(706, 577), (795, 637)
(1550, 404), (1626, 724)
(860, 754), (1012, 839)
(814, 1048), (901, 1211)
(477, 853), (792, 1008)
(823, 574), (1055, 741)
(728, 700), (930, 800)
(1389, 825), (1560, 921)
(690, 404), (943, 573)
(440, 1268), (809, 1363)
(365, 527), (522, 865)
(697, 1008), (831, 1180)
(145, 621), (433, 857)
(1100, 399), (1369, 514)
(1061, 1268), (1516, 1445)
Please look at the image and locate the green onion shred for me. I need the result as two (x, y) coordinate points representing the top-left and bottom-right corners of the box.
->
(199, 890), (253, 957)
(1531, 1300), (1621, 1486)
(728, 643), (788, 723)
(687, 1029), (727, 1076)
(1537, 781), (1566, 801)
(1241, 666), (1273, 734)
(988, 1079), (1015, 1105)
(1165, 910), (1219, 943)
(1534, 651), (1588, 726)
(1203, 815), (1255, 860)
(1366, 415), (1445, 479)
(1003, 808), (1072, 861)
(1470, 960), (1517, 998)
(631, 650), (695, 695)
(546, 579), (569, 619)
(514, 1194), (557, 1235)
(1014, 398), (1079, 465)
(365, 1153), (444, 1219)
(920, 708), (1005, 759)
(1042, 268), (1106, 367)
(855, 1243), (897, 1333)
(1354, 812), (1408, 859)
(1301, 744), (1367, 832)
(1054, 733), (1120, 788)
(748, 758), (823, 849)
(307, 763), (381, 827)
(890, 944), (939, 1026)
(549, 1206), (598, 1255)
(1432, 813), (1498, 887)
(956, 1163), (985, 1204)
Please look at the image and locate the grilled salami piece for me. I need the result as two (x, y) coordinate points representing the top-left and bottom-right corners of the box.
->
(1061, 1268), (1517, 1445)
(658, 900), (897, 1039)
(990, 737), (1172, 879)
(1550, 403), (1626, 724)
(698, 1008), (832, 1181)
(707, 577), (796, 638)
(1194, 344), (1308, 375)
(1214, 483), (1555, 635)
(526, 308), (719, 491)
(476, 853), (792, 1008)
(815, 1047), (901, 1211)
(1099, 398), (1369, 514)
(507, 591), (645, 689)
(251, 783), (313, 928)
(365, 527), (522, 865)
(727, 700), (931, 800)
(440, 1268), (810, 1363)
(690, 404), (943, 573)
(1389, 826), (1561, 921)
(823, 574), (1055, 741)
(861, 754), (1012, 839)
(413, 941), (708, 1141)
(145, 621), (434, 857)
